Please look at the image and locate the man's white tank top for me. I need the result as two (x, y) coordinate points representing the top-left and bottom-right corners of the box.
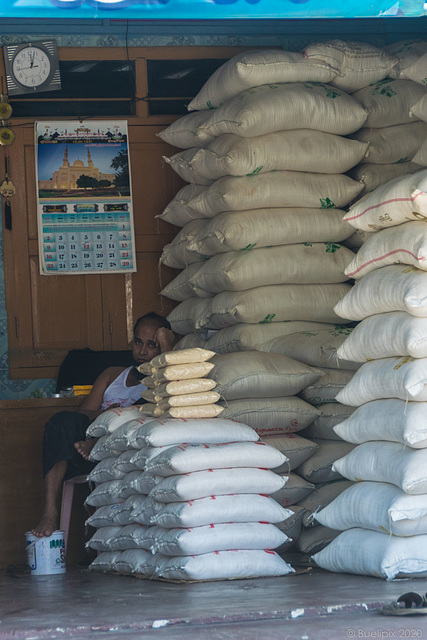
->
(101, 366), (144, 410)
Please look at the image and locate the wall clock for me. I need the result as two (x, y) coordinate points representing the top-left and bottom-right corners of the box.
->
(3, 40), (61, 96)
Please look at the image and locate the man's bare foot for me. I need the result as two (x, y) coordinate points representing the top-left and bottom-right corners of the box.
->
(74, 437), (98, 461)
(31, 511), (58, 538)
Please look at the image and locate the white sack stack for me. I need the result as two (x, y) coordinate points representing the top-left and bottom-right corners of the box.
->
(311, 169), (427, 579)
(85, 408), (294, 581)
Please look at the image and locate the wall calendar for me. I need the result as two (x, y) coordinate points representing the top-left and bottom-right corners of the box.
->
(36, 120), (136, 275)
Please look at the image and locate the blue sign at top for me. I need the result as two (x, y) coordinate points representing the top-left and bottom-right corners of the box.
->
(1, 0), (426, 19)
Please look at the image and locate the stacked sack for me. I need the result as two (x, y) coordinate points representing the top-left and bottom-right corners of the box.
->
(310, 168), (427, 579)
(158, 44), (386, 337)
(138, 347), (223, 419)
(157, 41), (400, 553)
(84, 409), (295, 581)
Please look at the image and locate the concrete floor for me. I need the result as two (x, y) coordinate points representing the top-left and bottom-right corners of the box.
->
(2, 561), (427, 640)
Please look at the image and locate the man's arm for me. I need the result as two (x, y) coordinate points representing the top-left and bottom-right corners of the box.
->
(156, 326), (177, 353)
(78, 367), (123, 420)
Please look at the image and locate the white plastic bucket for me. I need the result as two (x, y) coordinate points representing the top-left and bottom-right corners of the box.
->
(25, 530), (66, 575)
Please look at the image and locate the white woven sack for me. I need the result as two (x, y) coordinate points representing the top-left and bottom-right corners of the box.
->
(401, 51), (427, 86)
(197, 82), (367, 139)
(347, 162), (422, 197)
(298, 479), (354, 527)
(271, 473), (315, 508)
(335, 265), (427, 320)
(85, 480), (122, 507)
(313, 528), (427, 579)
(352, 79), (427, 128)
(166, 173), (363, 221)
(183, 244), (354, 296)
(197, 283), (352, 330)
(160, 219), (208, 269)
(163, 148), (213, 185)
(295, 440), (355, 484)
(149, 467), (286, 503)
(158, 183), (207, 228)
(105, 417), (155, 453)
(413, 140), (427, 166)
(86, 406), (141, 438)
(89, 552), (122, 573)
(150, 378), (217, 399)
(188, 49), (337, 111)
(153, 549), (293, 581)
(410, 93), (427, 122)
(218, 396), (320, 437)
(383, 40), (427, 79)
(86, 526), (124, 551)
(116, 471), (159, 498)
(161, 262), (210, 302)
(86, 457), (126, 484)
(302, 40), (398, 92)
(336, 356), (427, 405)
(259, 326), (360, 371)
(130, 495), (164, 526)
(344, 171), (427, 232)
(111, 498), (138, 526)
(144, 441), (287, 477)
(206, 321), (339, 354)
(85, 504), (121, 529)
(191, 208), (354, 257)
(157, 109), (214, 149)
(343, 229), (375, 250)
(316, 481), (427, 536)
(130, 446), (174, 471)
(349, 122), (427, 165)
(149, 522), (288, 556)
(89, 435), (118, 462)
(113, 450), (137, 474)
(299, 368), (355, 406)
(337, 311), (427, 361)
(333, 441), (427, 494)
(261, 434), (318, 472)
(184, 130), (368, 179)
(130, 417), (258, 448)
(334, 398), (427, 448)
(114, 549), (160, 575)
(166, 297), (211, 335)
(113, 524), (150, 550)
(208, 351), (323, 399)
(150, 493), (292, 528)
(344, 223), (427, 280)
(301, 403), (356, 441)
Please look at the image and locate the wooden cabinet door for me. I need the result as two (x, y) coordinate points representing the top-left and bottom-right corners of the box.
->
(99, 124), (181, 350)
(4, 125), (104, 379)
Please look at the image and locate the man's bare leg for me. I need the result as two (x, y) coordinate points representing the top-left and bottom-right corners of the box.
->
(74, 437), (98, 461)
(31, 460), (67, 538)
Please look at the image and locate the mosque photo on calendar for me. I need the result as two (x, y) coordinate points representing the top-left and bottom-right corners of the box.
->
(36, 133), (131, 201)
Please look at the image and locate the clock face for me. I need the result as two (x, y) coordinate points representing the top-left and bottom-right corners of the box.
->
(12, 46), (52, 88)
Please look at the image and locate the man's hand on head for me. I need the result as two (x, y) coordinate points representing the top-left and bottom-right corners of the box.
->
(155, 327), (177, 353)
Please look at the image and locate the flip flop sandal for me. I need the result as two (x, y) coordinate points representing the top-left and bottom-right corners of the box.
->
(382, 592), (427, 616)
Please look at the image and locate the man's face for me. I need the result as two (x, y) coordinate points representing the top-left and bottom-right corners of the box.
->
(132, 322), (161, 365)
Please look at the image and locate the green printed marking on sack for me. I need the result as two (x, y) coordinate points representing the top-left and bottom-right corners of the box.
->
(370, 79), (397, 98)
(325, 242), (341, 253)
(320, 197), (335, 209)
(303, 242), (313, 247)
(300, 331), (317, 337)
(247, 166), (263, 176)
(206, 101), (216, 110)
(259, 314), (276, 324)
(200, 255), (211, 261)
(330, 326), (352, 337)
(239, 243), (257, 251)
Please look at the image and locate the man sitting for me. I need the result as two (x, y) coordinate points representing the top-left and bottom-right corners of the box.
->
(32, 312), (176, 538)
